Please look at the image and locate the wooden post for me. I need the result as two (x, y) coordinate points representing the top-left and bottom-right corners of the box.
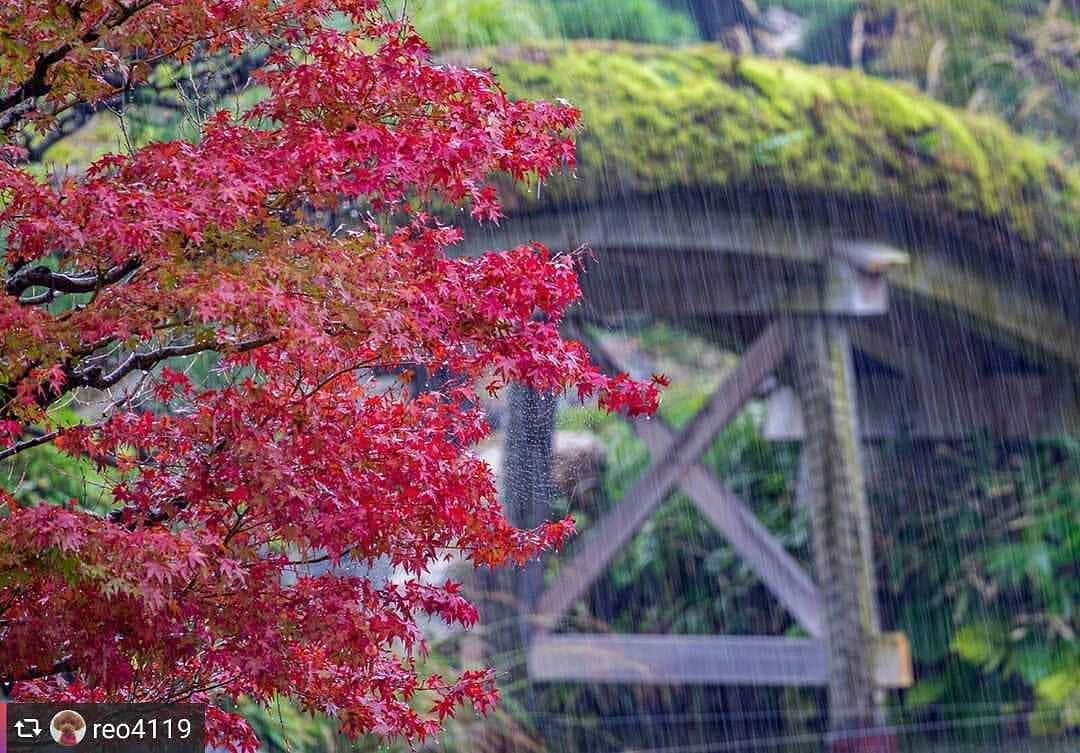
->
(794, 316), (894, 752)
(466, 383), (556, 752)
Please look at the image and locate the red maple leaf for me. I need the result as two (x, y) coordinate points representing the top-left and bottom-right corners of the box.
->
(0, 3), (661, 751)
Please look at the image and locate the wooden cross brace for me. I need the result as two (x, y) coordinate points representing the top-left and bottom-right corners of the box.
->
(526, 317), (912, 691)
(533, 320), (798, 630)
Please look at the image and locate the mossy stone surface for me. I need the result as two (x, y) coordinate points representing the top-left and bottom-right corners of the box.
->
(463, 42), (1078, 256)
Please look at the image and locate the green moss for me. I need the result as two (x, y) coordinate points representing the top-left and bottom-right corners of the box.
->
(735, 57), (834, 116)
(36, 113), (124, 171)
(465, 41), (1079, 254)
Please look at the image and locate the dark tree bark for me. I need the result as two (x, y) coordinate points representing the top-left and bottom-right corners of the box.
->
(679, 0), (765, 41)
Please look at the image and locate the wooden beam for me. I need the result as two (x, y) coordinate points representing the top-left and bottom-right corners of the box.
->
(576, 250), (816, 320)
(458, 203), (1080, 369)
(794, 318), (884, 729)
(527, 633), (912, 688)
(849, 323), (968, 382)
(455, 200), (830, 261)
(763, 374), (1080, 440)
(892, 253), (1080, 369)
(570, 324), (823, 636)
(573, 248), (899, 320)
(534, 320), (795, 627)
(630, 412), (824, 637)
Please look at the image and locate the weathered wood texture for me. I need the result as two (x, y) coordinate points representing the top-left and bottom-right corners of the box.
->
(635, 417), (825, 637)
(761, 307), (1080, 441)
(764, 374), (1080, 441)
(457, 200), (829, 261)
(527, 633), (912, 688)
(573, 323), (824, 637)
(892, 254), (1080, 369)
(794, 318), (885, 730)
(458, 203), (1080, 371)
(573, 248), (897, 320)
(534, 320), (795, 627)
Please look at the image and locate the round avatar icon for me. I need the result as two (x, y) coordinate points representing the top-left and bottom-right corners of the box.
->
(50, 710), (86, 747)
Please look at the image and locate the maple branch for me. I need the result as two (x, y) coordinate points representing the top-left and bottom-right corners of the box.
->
(0, 0), (160, 134)
(72, 334), (274, 392)
(6, 259), (141, 303)
(16, 41), (270, 161)
(0, 429), (60, 462)
(0, 657), (74, 687)
(0, 45), (74, 133)
(0, 335), (275, 445)
(293, 358), (378, 404)
(281, 547), (357, 568)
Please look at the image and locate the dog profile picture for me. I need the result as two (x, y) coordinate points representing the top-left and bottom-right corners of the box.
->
(49, 710), (86, 746)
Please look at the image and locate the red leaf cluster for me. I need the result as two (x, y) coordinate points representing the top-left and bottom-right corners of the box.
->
(0, 2), (660, 749)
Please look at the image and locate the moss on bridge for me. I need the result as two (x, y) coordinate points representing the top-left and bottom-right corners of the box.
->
(463, 42), (1078, 255)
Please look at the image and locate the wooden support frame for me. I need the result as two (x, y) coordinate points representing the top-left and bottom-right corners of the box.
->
(534, 320), (796, 628)
(794, 317), (888, 729)
(575, 323), (824, 637)
(634, 418), (825, 637)
(519, 318), (915, 693)
(763, 322), (1080, 441)
(456, 204), (909, 321)
(527, 633), (912, 688)
(458, 201), (1078, 369)
(891, 251), (1080, 369)
(452, 197), (1073, 737)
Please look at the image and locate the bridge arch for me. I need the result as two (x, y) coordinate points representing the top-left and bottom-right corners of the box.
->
(455, 41), (1079, 752)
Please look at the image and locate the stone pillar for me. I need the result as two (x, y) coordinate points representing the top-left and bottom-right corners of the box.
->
(794, 317), (892, 753)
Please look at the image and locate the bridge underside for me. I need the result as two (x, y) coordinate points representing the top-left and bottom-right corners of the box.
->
(458, 195), (1080, 749)
(458, 196), (1080, 440)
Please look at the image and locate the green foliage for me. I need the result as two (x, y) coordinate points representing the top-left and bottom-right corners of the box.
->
(406, 0), (699, 51)
(874, 439), (1080, 734)
(968, 448), (1080, 732)
(236, 697), (353, 753)
(1, 442), (109, 510)
(766, 0), (1079, 151)
(545, 0), (699, 44)
(1, 408), (112, 512)
(408, 0), (556, 52)
(952, 621), (1010, 670)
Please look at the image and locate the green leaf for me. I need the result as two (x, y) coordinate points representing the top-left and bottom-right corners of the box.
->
(1036, 669), (1080, 705)
(1005, 644), (1055, 685)
(952, 621), (1008, 670)
(904, 677), (947, 710)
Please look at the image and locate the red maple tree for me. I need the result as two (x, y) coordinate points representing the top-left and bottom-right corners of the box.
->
(0, 2), (661, 749)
